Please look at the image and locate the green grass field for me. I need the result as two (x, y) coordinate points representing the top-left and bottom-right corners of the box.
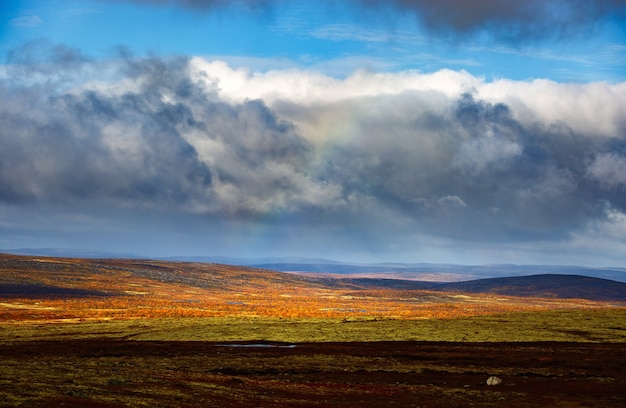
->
(2, 308), (625, 343)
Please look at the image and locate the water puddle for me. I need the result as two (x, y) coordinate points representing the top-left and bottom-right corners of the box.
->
(216, 343), (297, 348)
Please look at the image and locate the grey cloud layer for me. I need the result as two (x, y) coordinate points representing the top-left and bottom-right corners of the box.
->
(1, 52), (340, 215)
(2, 49), (626, 245)
(115, 0), (626, 42)
(379, 0), (626, 40)
(106, 0), (273, 13)
(300, 91), (622, 241)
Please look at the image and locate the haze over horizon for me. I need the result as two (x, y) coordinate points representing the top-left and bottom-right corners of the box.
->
(2, 1), (626, 267)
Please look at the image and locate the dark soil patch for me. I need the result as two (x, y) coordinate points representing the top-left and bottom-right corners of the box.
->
(0, 340), (624, 407)
(0, 283), (112, 298)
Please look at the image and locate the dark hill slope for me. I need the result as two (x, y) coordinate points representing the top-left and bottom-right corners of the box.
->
(437, 274), (626, 301)
(0, 254), (330, 295)
(1, 254), (625, 302)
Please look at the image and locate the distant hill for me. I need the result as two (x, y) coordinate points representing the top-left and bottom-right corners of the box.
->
(3, 249), (626, 283)
(0, 253), (624, 302)
(253, 262), (626, 283)
(436, 274), (626, 301)
(0, 253), (333, 296)
(0, 248), (140, 259)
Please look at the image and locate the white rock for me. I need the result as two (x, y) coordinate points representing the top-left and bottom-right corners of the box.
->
(486, 376), (502, 386)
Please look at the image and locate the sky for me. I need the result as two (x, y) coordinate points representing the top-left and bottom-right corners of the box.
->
(1, 0), (626, 266)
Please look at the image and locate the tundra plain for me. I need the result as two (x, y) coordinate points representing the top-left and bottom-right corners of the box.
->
(1, 254), (625, 407)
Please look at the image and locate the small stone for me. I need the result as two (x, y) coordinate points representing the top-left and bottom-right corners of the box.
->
(486, 376), (502, 386)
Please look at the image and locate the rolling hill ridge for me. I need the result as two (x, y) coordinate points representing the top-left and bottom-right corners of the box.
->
(435, 274), (626, 301)
(0, 253), (624, 302)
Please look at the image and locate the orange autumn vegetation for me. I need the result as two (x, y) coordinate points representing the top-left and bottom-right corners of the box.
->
(0, 254), (619, 322)
(1, 287), (611, 322)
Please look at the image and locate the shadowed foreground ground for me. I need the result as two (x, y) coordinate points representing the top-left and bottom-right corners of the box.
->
(1, 339), (624, 407)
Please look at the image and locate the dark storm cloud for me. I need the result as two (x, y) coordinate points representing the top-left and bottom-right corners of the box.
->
(4, 40), (90, 82)
(360, 0), (626, 41)
(131, 0), (626, 42)
(313, 90), (624, 241)
(6, 40), (89, 67)
(106, 0), (273, 13)
(0, 62), (209, 205)
(107, 0), (626, 43)
(0, 46), (337, 215)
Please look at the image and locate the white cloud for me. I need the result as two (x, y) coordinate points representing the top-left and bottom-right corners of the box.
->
(586, 153), (626, 188)
(191, 58), (479, 105)
(190, 58), (626, 140)
(10, 15), (43, 27)
(437, 195), (467, 209)
(516, 168), (578, 202)
(478, 79), (626, 137)
(452, 135), (522, 175)
(309, 23), (391, 43)
(561, 208), (626, 265)
(308, 23), (426, 46)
